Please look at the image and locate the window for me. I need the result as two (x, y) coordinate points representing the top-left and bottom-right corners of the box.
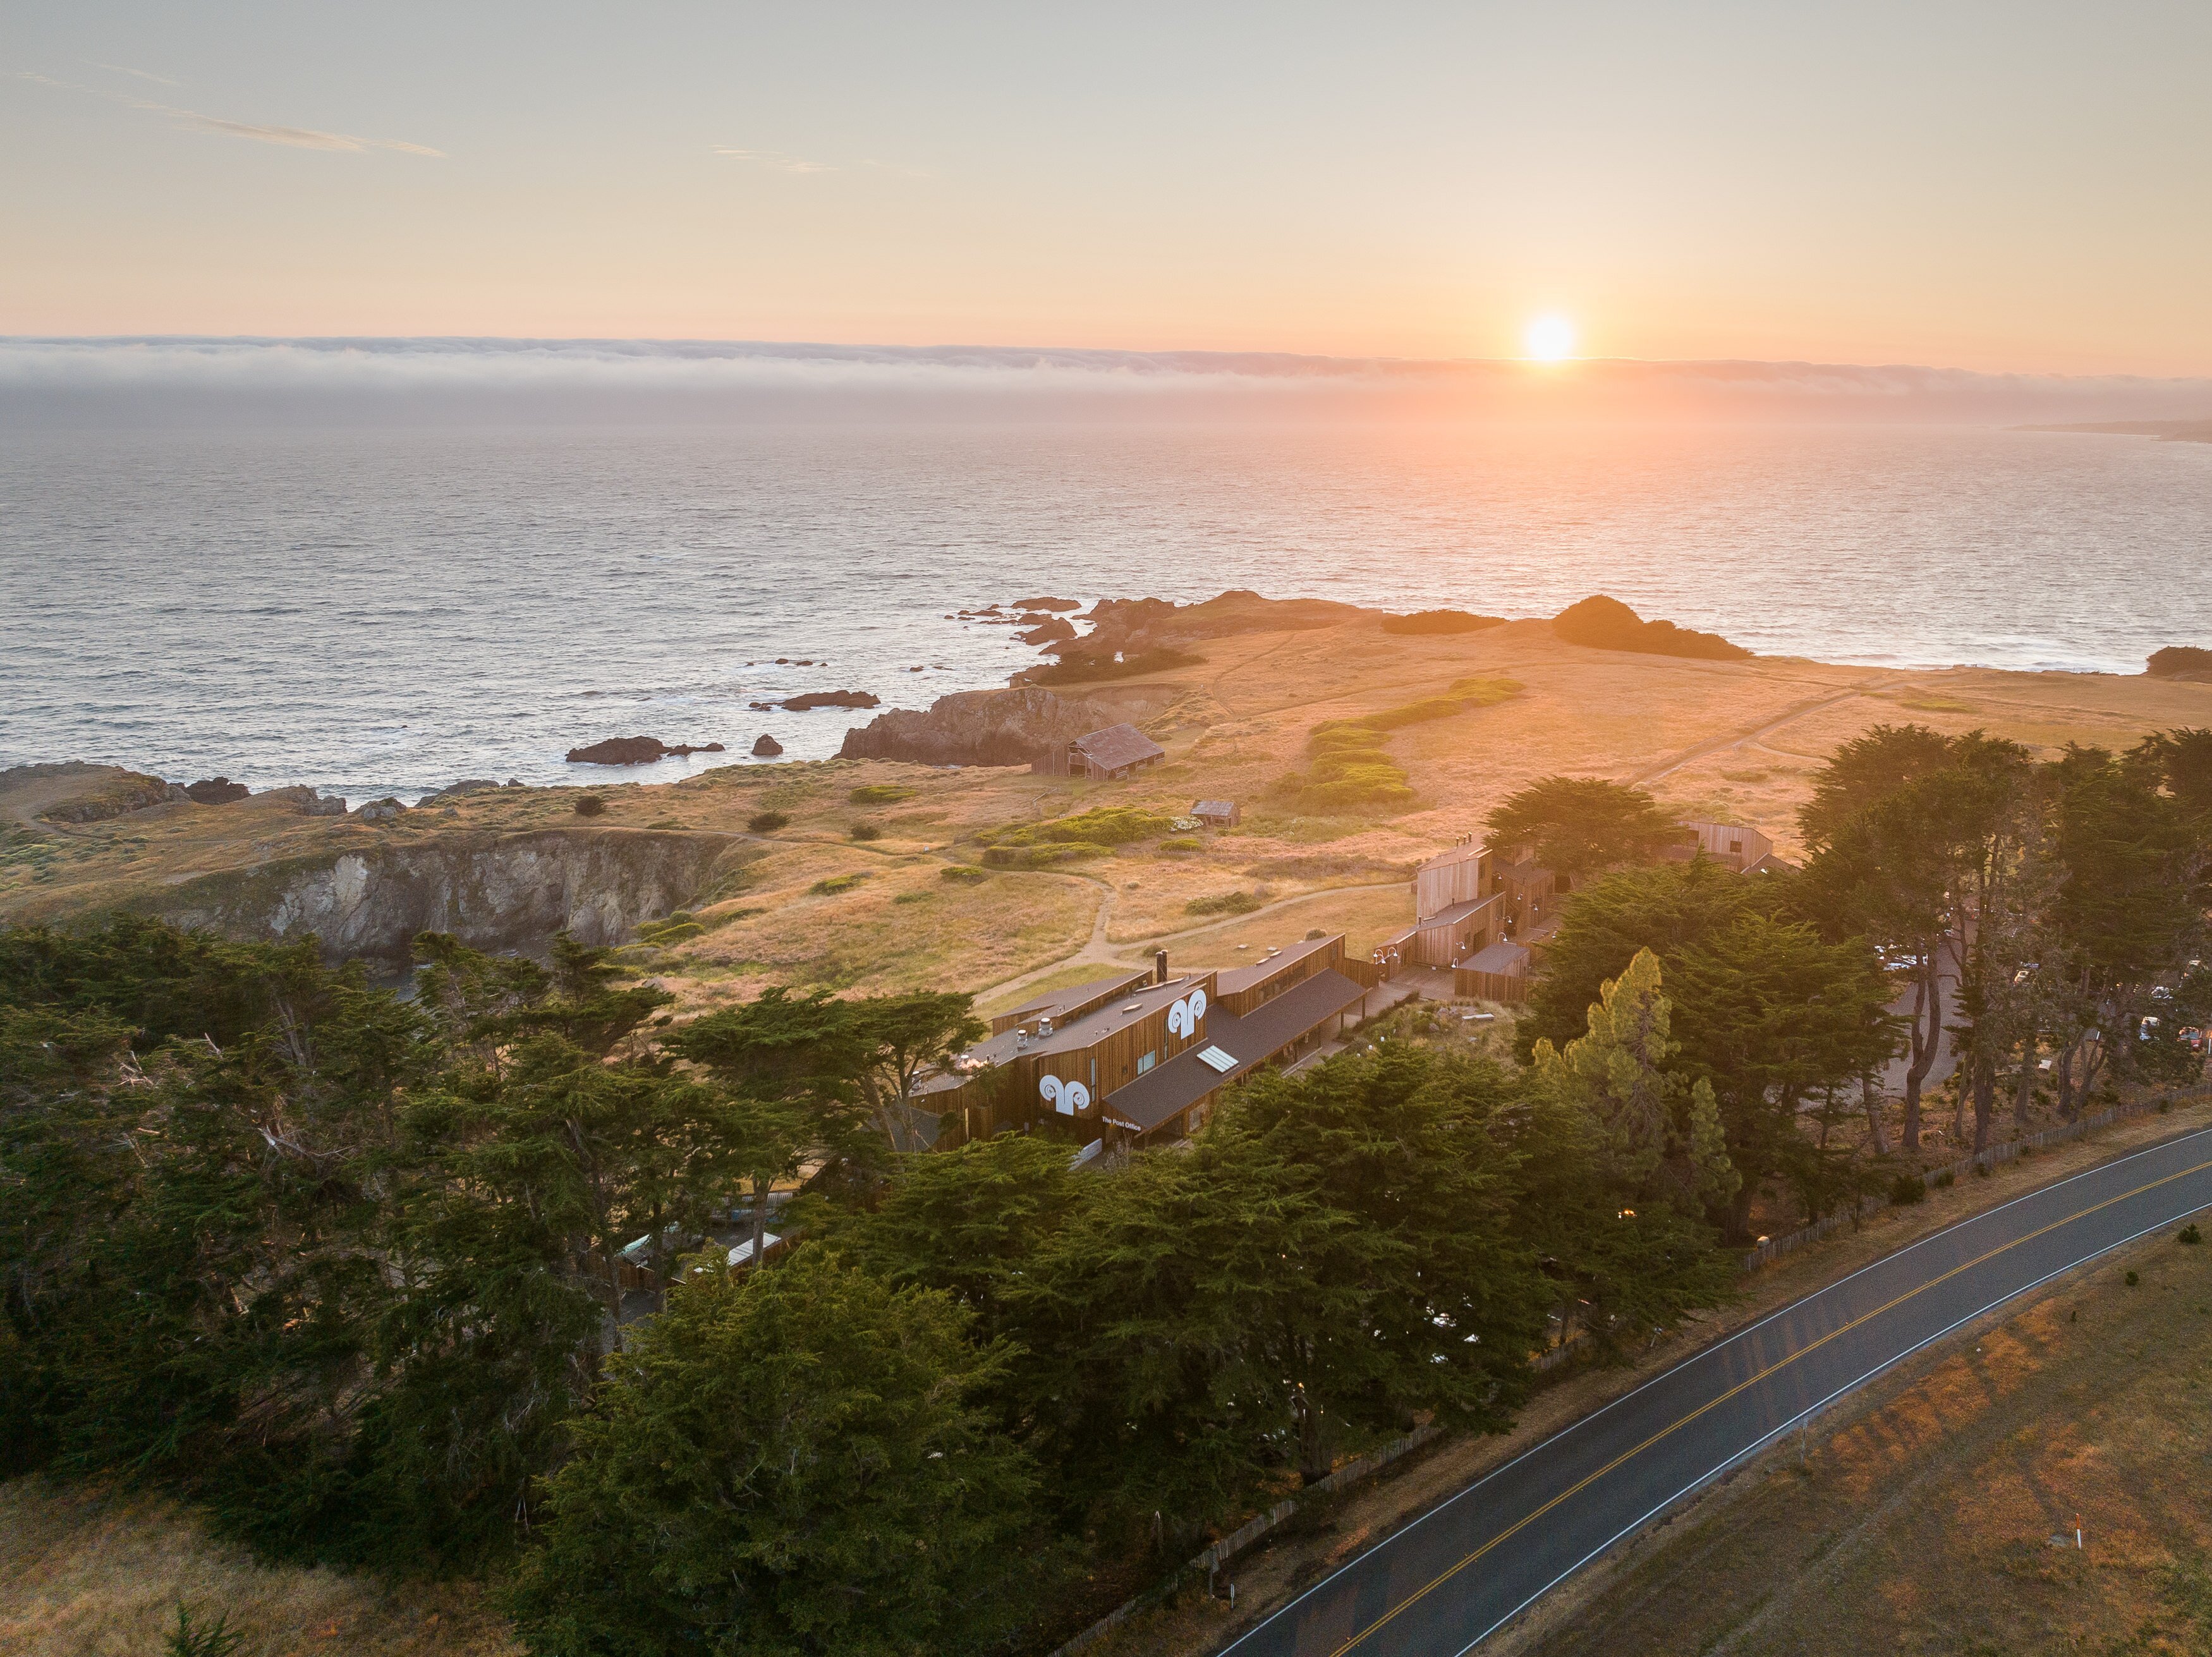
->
(1137, 1051), (1156, 1074)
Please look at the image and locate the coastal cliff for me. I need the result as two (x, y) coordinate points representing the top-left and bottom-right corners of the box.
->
(147, 827), (738, 961)
(837, 686), (1117, 767)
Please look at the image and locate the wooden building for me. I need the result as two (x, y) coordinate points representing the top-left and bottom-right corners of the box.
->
(1031, 722), (1167, 780)
(987, 967), (1154, 1038)
(1454, 940), (1531, 1004)
(1670, 819), (1775, 873)
(921, 936), (1371, 1148)
(1414, 839), (1488, 917)
(1379, 841), (1559, 972)
(1191, 798), (1241, 828)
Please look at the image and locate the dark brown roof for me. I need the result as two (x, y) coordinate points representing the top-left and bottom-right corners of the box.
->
(1100, 969), (1368, 1135)
(1074, 723), (1165, 772)
(998, 969), (1152, 1024)
(1463, 941), (1530, 975)
(1212, 932), (1339, 996)
(1416, 894), (1498, 932)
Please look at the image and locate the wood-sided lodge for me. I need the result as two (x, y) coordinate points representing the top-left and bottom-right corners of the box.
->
(1392, 817), (1790, 1004)
(1372, 838), (1560, 985)
(918, 933), (1380, 1148)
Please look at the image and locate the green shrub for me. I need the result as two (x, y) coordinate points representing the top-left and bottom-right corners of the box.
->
(1362, 695), (1471, 732)
(1888, 1172), (1926, 1206)
(851, 823), (883, 841)
(811, 873), (868, 895)
(1933, 1168), (1956, 1188)
(995, 806), (1173, 847)
(2126, 1270), (2141, 1286)
(939, 865), (992, 884)
(633, 914), (704, 946)
(165, 1606), (245, 1657)
(1308, 748), (1394, 781)
(573, 794), (607, 818)
(1298, 777), (1418, 813)
(849, 784), (916, 805)
(748, 810), (791, 834)
(1311, 678), (1522, 747)
(1186, 890), (1264, 917)
(1305, 928), (1327, 940)
(892, 891), (930, 905)
(1448, 676), (1523, 706)
(2181, 1223), (2204, 1246)
(981, 842), (1112, 869)
(1158, 837), (1203, 854)
(1310, 722), (1385, 752)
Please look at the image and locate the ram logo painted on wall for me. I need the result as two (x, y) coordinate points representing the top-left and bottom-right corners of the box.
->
(1166, 988), (1208, 1040)
(1040, 1075), (1091, 1116)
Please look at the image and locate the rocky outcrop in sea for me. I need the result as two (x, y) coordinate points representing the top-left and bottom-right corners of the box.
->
(566, 736), (727, 765)
(837, 686), (1115, 767)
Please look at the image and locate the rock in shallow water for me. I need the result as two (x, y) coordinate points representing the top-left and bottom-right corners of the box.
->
(770, 690), (880, 712)
(566, 736), (726, 765)
(751, 734), (784, 756)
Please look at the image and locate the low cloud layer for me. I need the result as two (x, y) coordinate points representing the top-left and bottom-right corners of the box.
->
(5, 336), (2211, 428)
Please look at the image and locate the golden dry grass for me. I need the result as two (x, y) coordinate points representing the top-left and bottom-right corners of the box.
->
(1512, 1229), (2212, 1657)
(12, 617), (2210, 1002)
(1166, 883), (1414, 961)
(665, 861), (1100, 1003)
(0, 1479), (518, 1657)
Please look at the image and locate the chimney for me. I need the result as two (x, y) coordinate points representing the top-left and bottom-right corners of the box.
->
(1154, 949), (1169, 985)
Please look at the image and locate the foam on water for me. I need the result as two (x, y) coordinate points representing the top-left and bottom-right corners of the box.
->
(4, 420), (2209, 803)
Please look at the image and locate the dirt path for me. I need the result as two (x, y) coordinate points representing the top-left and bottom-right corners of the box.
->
(971, 878), (1409, 1005)
(1632, 679), (1909, 786)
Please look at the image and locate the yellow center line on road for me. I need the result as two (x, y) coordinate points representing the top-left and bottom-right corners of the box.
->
(1326, 1154), (2212, 1656)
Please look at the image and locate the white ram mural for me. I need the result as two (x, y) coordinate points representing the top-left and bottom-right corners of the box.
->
(1040, 1075), (1092, 1115)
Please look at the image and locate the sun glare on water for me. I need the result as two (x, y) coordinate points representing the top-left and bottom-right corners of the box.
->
(1523, 315), (1577, 361)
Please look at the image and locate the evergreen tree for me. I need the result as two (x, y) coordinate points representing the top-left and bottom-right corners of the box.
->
(1529, 949), (1738, 1214)
(509, 1251), (1038, 1657)
(1483, 776), (1688, 887)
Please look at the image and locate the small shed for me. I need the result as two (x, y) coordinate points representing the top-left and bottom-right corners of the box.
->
(1455, 940), (1532, 1004)
(1067, 723), (1166, 780)
(1191, 799), (1241, 828)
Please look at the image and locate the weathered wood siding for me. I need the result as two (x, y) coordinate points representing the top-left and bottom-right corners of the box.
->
(1414, 842), (1488, 920)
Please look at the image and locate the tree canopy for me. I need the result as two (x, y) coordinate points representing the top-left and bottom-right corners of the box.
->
(1483, 775), (1688, 886)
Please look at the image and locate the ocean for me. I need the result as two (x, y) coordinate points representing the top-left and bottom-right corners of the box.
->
(5, 418), (2210, 804)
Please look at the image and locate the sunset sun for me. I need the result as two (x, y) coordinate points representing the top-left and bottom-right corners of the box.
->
(1524, 315), (1577, 360)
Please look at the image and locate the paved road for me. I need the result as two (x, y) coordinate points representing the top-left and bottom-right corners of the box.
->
(1221, 1124), (2212, 1657)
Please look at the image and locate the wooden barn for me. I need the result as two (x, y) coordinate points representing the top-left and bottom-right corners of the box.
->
(1032, 722), (1167, 780)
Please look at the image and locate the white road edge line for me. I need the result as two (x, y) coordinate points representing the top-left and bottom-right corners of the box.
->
(1218, 1120), (2212, 1655)
(1449, 1191), (2212, 1656)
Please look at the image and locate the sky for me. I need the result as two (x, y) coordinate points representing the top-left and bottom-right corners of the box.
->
(6, 2), (2212, 374)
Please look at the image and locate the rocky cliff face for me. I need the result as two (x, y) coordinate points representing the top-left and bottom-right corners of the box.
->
(837, 686), (1117, 767)
(149, 828), (738, 962)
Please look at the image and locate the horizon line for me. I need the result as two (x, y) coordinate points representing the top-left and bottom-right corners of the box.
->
(8, 333), (2212, 387)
